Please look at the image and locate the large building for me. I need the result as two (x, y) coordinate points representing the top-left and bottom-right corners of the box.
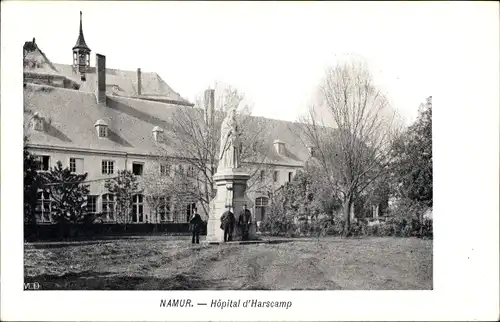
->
(23, 12), (313, 226)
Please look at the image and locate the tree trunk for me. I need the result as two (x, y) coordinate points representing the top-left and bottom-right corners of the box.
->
(419, 212), (423, 238)
(342, 195), (352, 237)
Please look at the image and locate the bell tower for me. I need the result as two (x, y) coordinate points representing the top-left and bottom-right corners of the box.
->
(72, 11), (91, 80)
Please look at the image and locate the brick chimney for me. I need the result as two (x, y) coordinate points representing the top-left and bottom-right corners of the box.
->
(204, 88), (215, 125)
(95, 54), (106, 104)
(137, 68), (142, 96)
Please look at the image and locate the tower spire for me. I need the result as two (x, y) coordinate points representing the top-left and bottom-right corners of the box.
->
(72, 11), (91, 78)
(73, 11), (91, 52)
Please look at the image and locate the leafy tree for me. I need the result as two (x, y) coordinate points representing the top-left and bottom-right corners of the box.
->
(40, 161), (90, 224)
(391, 97), (433, 207)
(388, 97), (432, 237)
(104, 170), (139, 224)
(263, 167), (342, 236)
(24, 137), (41, 227)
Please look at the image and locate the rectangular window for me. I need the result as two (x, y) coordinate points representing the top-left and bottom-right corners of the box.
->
(160, 164), (171, 176)
(288, 171), (293, 182)
(101, 160), (115, 175)
(187, 166), (195, 178)
(158, 196), (171, 222)
(178, 165), (184, 176)
(260, 170), (265, 182)
(186, 202), (196, 222)
(255, 197), (269, 223)
(35, 190), (51, 223)
(98, 126), (107, 137)
(309, 147), (315, 158)
(273, 170), (279, 182)
(36, 155), (50, 171)
(132, 194), (144, 223)
(132, 162), (144, 176)
(102, 194), (115, 221)
(69, 158), (84, 173)
(87, 195), (97, 213)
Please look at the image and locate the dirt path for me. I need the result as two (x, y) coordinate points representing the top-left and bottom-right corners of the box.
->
(25, 237), (432, 290)
(182, 243), (344, 290)
(166, 239), (432, 290)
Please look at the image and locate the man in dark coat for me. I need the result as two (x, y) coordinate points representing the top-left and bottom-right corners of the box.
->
(189, 208), (203, 244)
(238, 204), (252, 241)
(220, 206), (236, 242)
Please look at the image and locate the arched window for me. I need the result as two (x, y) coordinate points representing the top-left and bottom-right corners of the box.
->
(132, 194), (144, 223)
(102, 194), (115, 221)
(35, 191), (52, 223)
(255, 197), (269, 222)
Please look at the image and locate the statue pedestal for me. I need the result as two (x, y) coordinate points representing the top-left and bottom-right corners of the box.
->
(206, 169), (257, 243)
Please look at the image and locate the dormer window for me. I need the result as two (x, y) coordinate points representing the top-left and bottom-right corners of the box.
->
(273, 139), (285, 155)
(94, 119), (108, 138)
(31, 112), (44, 131)
(307, 145), (316, 158)
(152, 126), (164, 142)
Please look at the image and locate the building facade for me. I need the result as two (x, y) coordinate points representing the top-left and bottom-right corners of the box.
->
(24, 12), (312, 226)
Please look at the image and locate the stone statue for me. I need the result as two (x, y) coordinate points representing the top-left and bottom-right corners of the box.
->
(218, 107), (240, 170)
(206, 101), (255, 243)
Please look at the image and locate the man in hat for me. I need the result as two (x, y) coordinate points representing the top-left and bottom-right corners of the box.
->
(189, 208), (203, 244)
(238, 204), (252, 241)
(220, 206), (236, 242)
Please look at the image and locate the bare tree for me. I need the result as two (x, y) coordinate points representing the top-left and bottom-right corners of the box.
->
(155, 83), (270, 216)
(141, 160), (178, 223)
(294, 59), (402, 236)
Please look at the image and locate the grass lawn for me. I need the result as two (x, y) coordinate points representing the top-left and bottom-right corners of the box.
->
(24, 236), (432, 290)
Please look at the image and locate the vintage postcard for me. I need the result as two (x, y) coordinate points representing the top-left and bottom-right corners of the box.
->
(1, 1), (499, 321)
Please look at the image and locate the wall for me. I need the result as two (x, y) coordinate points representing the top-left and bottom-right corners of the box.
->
(27, 145), (304, 225)
(24, 223), (207, 241)
(28, 146), (198, 224)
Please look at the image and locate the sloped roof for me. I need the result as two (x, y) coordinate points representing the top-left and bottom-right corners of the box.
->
(52, 63), (190, 104)
(23, 38), (191, 105)
(23, 45), (61, 77)
(258, 117), (312, 166)
(24, 83), (311, 166)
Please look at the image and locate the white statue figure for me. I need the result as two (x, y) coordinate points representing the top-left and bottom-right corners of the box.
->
(218, 106), (240, 170)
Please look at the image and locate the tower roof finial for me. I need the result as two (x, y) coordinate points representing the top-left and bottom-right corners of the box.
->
(73, 11), (91, 52)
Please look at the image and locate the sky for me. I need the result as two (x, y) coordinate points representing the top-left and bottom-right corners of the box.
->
(11, 1), (498, 125)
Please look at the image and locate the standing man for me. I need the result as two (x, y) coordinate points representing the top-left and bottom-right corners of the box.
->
(189, 208), (203, 244)
(220, 206), (236, 242)
(238, 204), (252, 241)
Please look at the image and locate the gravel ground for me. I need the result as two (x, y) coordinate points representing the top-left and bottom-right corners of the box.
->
(24, 236), (432, 290)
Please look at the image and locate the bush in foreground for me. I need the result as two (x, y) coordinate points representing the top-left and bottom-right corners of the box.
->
(260, 211), (432, 239)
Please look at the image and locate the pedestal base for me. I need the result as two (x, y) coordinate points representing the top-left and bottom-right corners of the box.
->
(205, 169), (257, 243)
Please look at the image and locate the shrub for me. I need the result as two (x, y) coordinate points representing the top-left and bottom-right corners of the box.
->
(347, 219), (366, 237)
(378, 222), (395, 237)
(422, 218), (433, 238)
(387, 198), (430, 238)
(366, 223), (379, 236)
(332, 212), (345, 236)
(260, 210), (296, 237)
